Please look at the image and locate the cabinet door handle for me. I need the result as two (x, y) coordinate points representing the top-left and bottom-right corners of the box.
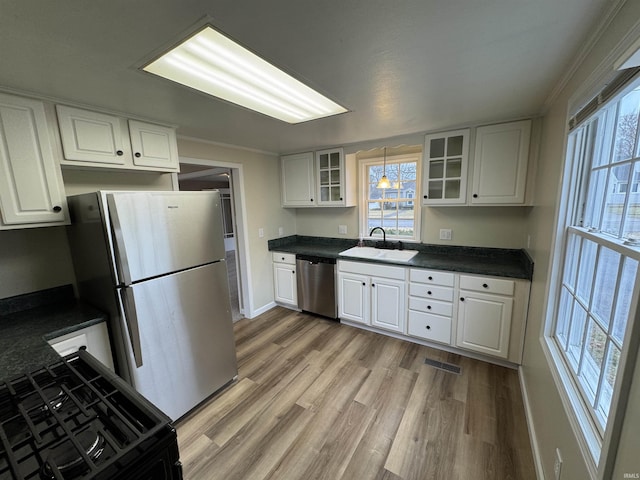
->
(134, 152), (141, 158)
(340, 197), (343, 201)
(52, 205), (62, 213)
(427, 290), (432, 295)
(482, 283), (489, 288)
(116, 150), (124, 156)
(423, 195), (428, 199)
(428, 276), (433, 280)
(372, 284), (376, 287)
(310, 198), (314, 202)
(292, 270), (295, 274)
(427, 305), (431, 310)
(473, 194), (478, 198)
(460, 297), (465, 302)
(362, 282), (366, 286)
(426, 325), (431, 330)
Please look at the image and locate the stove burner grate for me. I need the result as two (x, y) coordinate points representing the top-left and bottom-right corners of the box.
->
(0, 351), (176, 480)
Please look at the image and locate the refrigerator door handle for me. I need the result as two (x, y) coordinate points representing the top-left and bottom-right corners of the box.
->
(108, 197), (133, 286)
(120, 289), (144, 368)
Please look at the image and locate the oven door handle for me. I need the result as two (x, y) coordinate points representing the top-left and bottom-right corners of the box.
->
(120, 288), (144, 368)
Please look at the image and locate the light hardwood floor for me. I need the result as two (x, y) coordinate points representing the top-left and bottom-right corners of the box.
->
(176, 307), (536, 480)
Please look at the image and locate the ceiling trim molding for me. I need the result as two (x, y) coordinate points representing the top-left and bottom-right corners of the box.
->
(176, 134), (278, 157)
(541, 0), (628, 114)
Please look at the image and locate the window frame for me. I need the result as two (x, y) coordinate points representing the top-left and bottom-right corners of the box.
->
(543, 74), (640, 479)
(359, 153), (422, 242)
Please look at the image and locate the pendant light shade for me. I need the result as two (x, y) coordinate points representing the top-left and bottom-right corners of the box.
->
(376, 147), (391, 189)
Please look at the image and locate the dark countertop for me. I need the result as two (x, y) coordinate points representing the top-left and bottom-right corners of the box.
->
(0, 285), (108, 382)
(268, 235), (533, 280)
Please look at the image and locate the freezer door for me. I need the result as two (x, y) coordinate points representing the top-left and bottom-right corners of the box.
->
(108, 191), (225, 285)
(119, 262), (238, 420)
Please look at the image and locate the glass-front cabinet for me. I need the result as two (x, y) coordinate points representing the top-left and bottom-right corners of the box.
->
(316, 148), (347, 206)
(422, 129), (470, 205)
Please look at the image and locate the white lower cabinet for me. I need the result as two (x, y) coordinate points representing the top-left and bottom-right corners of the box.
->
(338, 261), (406, 334)
(407, 269), (455, 345)
(371, 277), (405, 333)
(338, 272), (369, 324)
(48, 322), (114, 370)
(337, 260), (530, 365)
(457, 290), (513, 359)
(272, 252), (298, 307)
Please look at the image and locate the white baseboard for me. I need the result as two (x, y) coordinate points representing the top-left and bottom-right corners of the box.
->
(519, 366), (545, 480)
(248, 301), (276, 319)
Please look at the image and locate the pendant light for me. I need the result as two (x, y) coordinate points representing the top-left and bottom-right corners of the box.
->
(376, 147), (391, 189)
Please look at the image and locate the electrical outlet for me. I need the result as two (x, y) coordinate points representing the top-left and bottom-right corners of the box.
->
(278, 226), (284, 236)
(338, 224), (347, 235)
(439, 229), (452, 240)
(258, 228), (264, 238)
(554, 448), (563, 480)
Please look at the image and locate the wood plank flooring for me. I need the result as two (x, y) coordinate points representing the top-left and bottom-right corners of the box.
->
(176, 307), (536, 480)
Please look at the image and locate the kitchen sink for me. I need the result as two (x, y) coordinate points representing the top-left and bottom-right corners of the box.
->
(339, 246), (419, 263)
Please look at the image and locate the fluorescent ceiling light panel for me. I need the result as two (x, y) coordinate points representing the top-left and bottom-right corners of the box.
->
(143, 26), (348, 123)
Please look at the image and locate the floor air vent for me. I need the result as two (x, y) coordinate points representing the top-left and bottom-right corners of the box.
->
(424, 358), (461, 374)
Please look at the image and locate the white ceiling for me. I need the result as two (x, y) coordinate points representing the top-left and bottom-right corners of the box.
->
(0, 0), (611, 154)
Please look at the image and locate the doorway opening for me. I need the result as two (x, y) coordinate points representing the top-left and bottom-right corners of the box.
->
(177, 162), (246, 321)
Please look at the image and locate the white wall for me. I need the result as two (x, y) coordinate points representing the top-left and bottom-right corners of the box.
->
(0, 227), (75, 299)
(522, 2), (640, 478)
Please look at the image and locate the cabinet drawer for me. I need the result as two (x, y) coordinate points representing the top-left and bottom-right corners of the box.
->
(409, 283), (454, 302)
(409, 297), (453, 317)
(459, 275), (514, 296)
(272, 252), (296, 265)
(410, 269), (454, 287)
(408, 311), (451, 344)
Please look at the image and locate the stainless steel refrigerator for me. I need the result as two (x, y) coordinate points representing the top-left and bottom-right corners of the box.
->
(66, 190), (238, 421)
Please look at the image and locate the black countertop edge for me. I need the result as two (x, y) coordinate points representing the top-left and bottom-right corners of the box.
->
(268, 235), (534, 280)
(0, 288), (109, 382)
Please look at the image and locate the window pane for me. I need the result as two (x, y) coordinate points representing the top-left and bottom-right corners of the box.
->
(592, 247), (621, 330)
(446, 158), (462, 177)
(597, 343), (621, 424)
(592, 108), (615, 168)
(563, 233), (581, 291)
(444, 180), (460, 199)
(568, 302), (588, 372)
(602, 164), (631, 236)
(428, 180), (443, 199)
(612, 257), (638, 344)
(430, 138), (444, 158)
(555, 287), (574, 349)
(447, 136), (463, 156)
(429, 160), (444, 179)
(613, 88), (640, 163)
(622, 161), (640, 240)
(579, 319), (607, 404)
(576, 239), (597, 304)
(583, 169), (607, 229)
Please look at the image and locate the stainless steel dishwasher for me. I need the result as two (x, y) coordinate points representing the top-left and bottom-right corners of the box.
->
(296, 254), (337, 319)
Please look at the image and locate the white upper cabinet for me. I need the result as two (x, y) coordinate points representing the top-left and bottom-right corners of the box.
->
(471, 120), (531, 204)
(128, 120), (179, 170)
(57, 105), (179, 172)
(315, 148), (356, 207)
(281, 152), (316, 207)
(0, 93), (68, 228)
(422, 129), (469, 205)
(281, 148), (355, 208)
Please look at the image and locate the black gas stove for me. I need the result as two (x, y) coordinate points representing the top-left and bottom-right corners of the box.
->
(0, 350), (182, 480)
